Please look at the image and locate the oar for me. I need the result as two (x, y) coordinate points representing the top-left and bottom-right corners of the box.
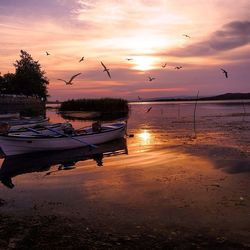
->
(27, 127), (43, 135)
(45, 126), (98, 148)
(27, 127), (60, 137)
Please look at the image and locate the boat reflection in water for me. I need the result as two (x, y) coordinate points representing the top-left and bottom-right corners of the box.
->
(0, 138), (127, 189)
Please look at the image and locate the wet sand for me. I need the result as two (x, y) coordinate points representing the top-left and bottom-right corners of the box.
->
(0, 101), (250, 249)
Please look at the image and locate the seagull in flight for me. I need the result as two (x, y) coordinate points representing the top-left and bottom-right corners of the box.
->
(162, 63), (167, 68)
(79, 57), (84, 62)
(220, 68), (228, 78)
(57, 73), (81, 85)
(175, 66), (183, 70)
(182, 34), (191, 38)
(126, 58), (133, 61)
(101, 61), (111, 78)
(146, 107), (152, 113)
(46, 51), (50, 56)
(148, 76), (155, 82)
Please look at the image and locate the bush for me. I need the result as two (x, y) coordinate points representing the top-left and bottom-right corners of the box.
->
(60, 98), (129, 114)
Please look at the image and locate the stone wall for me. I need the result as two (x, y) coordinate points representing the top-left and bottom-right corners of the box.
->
(0, 95), (45, 115)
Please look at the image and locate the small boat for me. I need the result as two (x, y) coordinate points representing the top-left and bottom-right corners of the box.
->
(0, 113), (20, 119)
(0, 122), (126, 156)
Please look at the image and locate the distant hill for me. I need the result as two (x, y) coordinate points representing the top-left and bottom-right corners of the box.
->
(150, 93), (250, 102)
(198, 93), (250, 101)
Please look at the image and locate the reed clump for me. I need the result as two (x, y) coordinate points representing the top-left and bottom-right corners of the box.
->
(60, 98), (129, 115)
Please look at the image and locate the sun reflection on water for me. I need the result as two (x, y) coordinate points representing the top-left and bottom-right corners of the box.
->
(138, 130), (151, 145)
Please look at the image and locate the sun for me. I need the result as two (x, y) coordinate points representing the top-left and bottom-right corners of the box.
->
(132, 56), (158, 71)
(121, 34), (169, 71)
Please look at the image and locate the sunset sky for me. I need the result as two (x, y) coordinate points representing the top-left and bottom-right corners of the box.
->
(0, 0), (250, 101)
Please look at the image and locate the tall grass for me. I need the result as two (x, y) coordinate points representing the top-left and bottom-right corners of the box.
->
(60, 98), (129, 114)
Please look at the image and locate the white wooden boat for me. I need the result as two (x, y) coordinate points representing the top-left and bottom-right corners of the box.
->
(0, 122), (126, 156)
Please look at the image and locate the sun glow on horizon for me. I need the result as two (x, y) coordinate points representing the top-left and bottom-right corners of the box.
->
(131, 56), (158, 71)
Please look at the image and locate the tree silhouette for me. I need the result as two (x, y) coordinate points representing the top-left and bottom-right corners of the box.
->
(0, 73), (4, 93)
(12, 50), (49, 100)
(0, 73), (15, 94)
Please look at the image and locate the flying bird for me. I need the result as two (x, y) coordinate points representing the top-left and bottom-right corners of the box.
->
(175, 66), (182, 70)
(101, 61), (111, 78)
(146, 107), (152, 113)
(148, 76), (155, 82)
(57, 73), (81, 85)
(126, 58), (133, 61)
(182, 34), (191, 38)
(79, 57), (84, 62)
(162, 63), (167, 68)
(220, 68), (228, 78)
(46, 51), (50, 56)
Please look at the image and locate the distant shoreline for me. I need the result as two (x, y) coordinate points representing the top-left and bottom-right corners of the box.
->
(130, 98), (250, 103)
(47, 93), (250, 104)
(131, 93), (250, 103)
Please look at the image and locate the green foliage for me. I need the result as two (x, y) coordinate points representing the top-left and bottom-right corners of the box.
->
(0, 50), (49, 100)
(60, 98), (129, 114)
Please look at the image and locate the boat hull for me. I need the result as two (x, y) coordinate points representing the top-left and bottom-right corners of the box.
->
(0, 123), (126, 156)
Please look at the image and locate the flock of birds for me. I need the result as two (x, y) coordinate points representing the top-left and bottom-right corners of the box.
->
(53, 56), (228, 85)
(46, 33), (228, 84)
(46, 34), (229, 113)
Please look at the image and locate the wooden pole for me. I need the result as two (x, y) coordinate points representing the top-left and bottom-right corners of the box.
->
(193, 90), (199, 138)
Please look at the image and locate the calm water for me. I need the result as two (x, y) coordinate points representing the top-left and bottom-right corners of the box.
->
(0, 101), (250, 237)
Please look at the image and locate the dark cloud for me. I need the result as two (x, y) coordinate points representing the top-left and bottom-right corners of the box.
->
(169, 21), (250, 57)
(209, 21), (250, 50)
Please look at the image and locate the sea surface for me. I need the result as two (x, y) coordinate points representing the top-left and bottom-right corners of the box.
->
(0, 100), (250, 243)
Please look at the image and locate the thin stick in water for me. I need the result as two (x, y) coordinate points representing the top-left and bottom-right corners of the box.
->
(193, 90), (199, 138)
(242, 101), (246, 122)
(178, 104), (180, 119)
